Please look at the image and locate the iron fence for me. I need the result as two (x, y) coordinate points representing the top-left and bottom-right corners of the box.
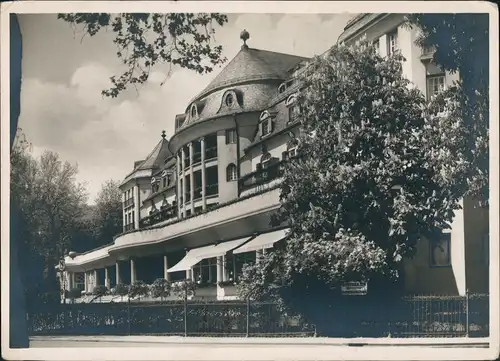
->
(26, 293), (489, 338)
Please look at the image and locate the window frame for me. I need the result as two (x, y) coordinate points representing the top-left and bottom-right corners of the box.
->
(259, 111), (273, 138)
(225, 129), (237, 144)
(387, 30), (398, 55)
(426, 74), (446, 101)
(429, 233), (451, 268)
(226, 163), (238, 182)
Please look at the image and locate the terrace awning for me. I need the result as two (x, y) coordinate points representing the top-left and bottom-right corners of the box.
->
(233, 228), (289, 254)
(167, 236), (251, 273)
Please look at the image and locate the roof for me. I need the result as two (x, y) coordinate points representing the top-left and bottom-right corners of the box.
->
(190, 46), (309, 104)
(135, 137), (171, 171)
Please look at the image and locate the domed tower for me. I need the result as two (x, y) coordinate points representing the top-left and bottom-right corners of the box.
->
(169, 31), (307, 219)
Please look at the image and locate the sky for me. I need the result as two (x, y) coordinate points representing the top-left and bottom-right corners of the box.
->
(18, 13), (356, 204)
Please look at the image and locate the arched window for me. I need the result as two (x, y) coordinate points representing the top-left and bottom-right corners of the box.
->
(190, 104), (198, 118)
(226, 163), (237, 182)
(278, 82), (287, 94)
(259, 111), (273, 138)
(225, 93), (234, 107)
(286, 94), (301, 123)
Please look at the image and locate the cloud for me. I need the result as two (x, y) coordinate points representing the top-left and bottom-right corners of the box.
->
(18, 13), (355, 203)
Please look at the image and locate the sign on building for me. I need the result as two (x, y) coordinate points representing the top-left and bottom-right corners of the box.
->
(341, 281), (368, 296)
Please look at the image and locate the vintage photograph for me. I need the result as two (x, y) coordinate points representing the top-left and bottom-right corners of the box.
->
(2, 2), (497, 359)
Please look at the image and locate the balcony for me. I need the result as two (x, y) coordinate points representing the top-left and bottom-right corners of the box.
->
(139, 205), (178, 228)
(206, 183), (219, 197)
(205, 146), (217, 161)
(239, 161), (283, 194)
(124, 223), (135, 232)
(123, 198), (134, 209)
(421, 46), (436, 60)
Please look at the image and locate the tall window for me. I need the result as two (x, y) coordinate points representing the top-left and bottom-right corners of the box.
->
(226, 163), (237, 182)
(426, 75), (446, 100)
(429, 233), (451, 267)
(259, 111), (273, 138)
(387, 31), (398, 55)
(225, 129), (237, 144)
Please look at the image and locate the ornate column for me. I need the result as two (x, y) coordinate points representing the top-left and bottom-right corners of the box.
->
(181, 148), (186, 218)
(122, 192), (126, 231)
(94, 269), (99, 287)
(130, 258), (137, 284)
(163, 255), (171, 281)
(185, 250), (191, 280)
(116, 262), (121, 285)
(208, 259), (213, 283)
(177, 152), (182, 218)
(222, 255), (228, 282)
(216, 256), (223, 283)
(200, 137), (207, 211)
(188, 142), (195, 214)
(133, 185), (140, 229)
(104, 268), (110, 289)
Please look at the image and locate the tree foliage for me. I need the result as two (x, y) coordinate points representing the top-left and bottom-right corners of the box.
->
(11, 140), (88, 290)
(90, 179), (123, 247)
(57, 13), (228, 97)
(405, 14), (489, 204)
(150, 278), (172, 299)
(238, 40), (468, 304)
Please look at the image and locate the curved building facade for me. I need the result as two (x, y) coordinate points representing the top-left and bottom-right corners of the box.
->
(60, 19), (489, 302)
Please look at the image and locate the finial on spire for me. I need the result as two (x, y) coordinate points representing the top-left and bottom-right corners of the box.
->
(240, 29), (250, 49)
(161, 130), (166, 139)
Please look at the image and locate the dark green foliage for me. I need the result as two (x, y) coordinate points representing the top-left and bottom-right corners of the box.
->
(57, 13), (228, 97)
(150, 278), (172, 299)
(114, 283), (130, 297)
(405, 14), (489, 204)
(92, 285), (108, 297)
(238, 39), (481, 312)
(128, 280), (150, 298)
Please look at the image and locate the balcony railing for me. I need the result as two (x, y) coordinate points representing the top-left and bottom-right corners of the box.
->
(206, 183), (219, 197)
(139, 205), (178, 228)
(205, 146), (218, 161)
(124, 223), (135, 232)
(239, 161), (283, 194)
(123, 198), (134, 209)
(421, 46), (436, 60)
(193, 152), (202, 165)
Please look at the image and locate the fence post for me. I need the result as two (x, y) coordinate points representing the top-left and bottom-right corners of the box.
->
(183, 291), (188, 337)
(246, 297), (250, 337)
(127, 298), (131, 335)
(465, 289), (469, 337)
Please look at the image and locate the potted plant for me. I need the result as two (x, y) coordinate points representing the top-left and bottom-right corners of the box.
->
(128, 280), (149, 301)
(150, 278), (172, 301)
(114, 283), (130, 301)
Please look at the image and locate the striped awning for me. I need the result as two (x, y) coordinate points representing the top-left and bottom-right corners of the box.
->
(167, 236), (251, 273)
(233, 229), (289, 254)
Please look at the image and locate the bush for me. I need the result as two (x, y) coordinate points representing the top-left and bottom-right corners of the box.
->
(68, 287), (82, 299)
(151, 278), (172, 299)
(114, 283), (129, 296)
(172, 279), (196, 299)
(92, 285), (108, 297)
(128, 280), (149, 298)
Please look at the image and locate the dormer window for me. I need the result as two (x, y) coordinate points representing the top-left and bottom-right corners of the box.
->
(286, 94), (301, 123)
(190, 104), (198, 118)
(259, 111), (274, 138)
(278, 82), (287, 94)
(151, 177), (160, 193)
(225, 93), (234, 107)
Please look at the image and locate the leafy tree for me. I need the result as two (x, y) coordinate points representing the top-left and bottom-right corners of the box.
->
(151, 278), (172, 300)
(57, 13), (228, 97)
(11, 146), (88, 292)
(238, 40), (463, 310)
(128, 280), (150, 299)
(405, 14), (489, 204)
(90, 179), (123, 248)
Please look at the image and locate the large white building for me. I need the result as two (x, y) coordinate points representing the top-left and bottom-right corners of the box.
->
(61, 14), (489, 302)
